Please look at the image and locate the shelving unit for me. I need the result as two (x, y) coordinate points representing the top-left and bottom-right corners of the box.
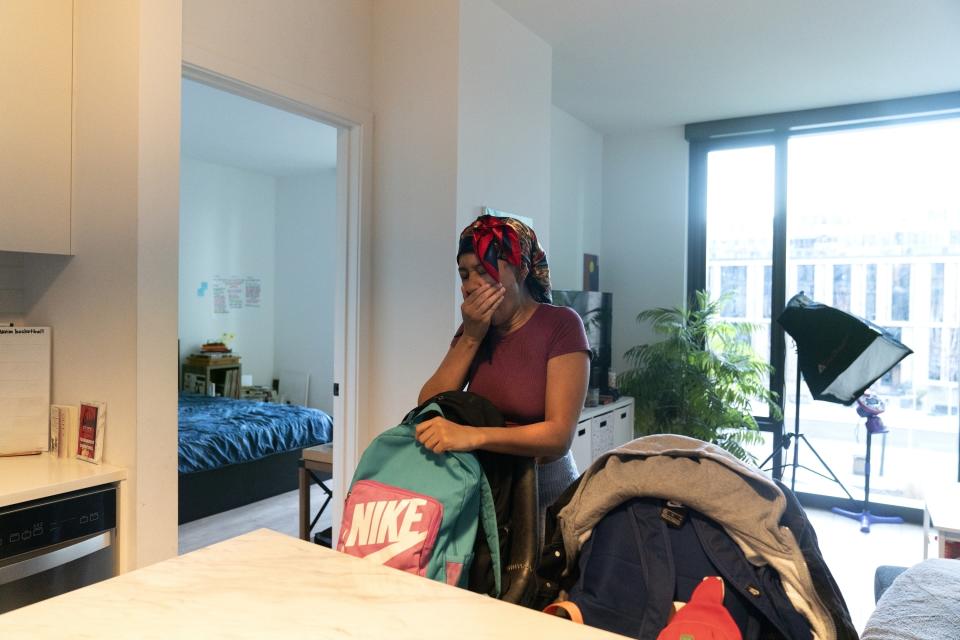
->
(181, 356), (242, 399)
(570, 396), (635, 472)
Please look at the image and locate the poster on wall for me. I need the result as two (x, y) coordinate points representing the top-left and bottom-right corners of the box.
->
(226, 277), (244, 310)
(212, 280), (227, 314)
(583, 254), (599, 291)
(210, 276), (263, 314)
(245, 277), (261, 307)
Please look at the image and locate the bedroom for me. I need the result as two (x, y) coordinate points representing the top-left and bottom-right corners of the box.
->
(176, 78), (338, 543)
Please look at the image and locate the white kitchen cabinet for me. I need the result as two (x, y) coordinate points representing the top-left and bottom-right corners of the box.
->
(0, 0), (73, 254)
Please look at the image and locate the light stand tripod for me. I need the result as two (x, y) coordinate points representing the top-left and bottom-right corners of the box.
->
(831, 394), (903, 532)
(761, 357), (854, 501)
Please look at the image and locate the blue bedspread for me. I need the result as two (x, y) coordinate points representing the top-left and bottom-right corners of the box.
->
(178, 394), (333, 474)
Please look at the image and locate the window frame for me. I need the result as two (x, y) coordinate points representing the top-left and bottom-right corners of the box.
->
(686, 90), (960, 487)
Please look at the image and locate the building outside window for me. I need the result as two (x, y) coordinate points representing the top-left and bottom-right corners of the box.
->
(796, 265), (815, 299)
(763, 266), (772, 319)
(689, 93), (960, 509)
(833, 264), (851, 311)
(930, 328), (942, 380)
(892, 264), (911, 322)
(865, 264), (877, 321)
(720, 266), (747, 317)
(931, 263), (945, 323)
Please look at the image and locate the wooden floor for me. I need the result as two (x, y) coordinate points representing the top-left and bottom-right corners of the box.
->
(178, 481), (335, 556)
(178, 488), (924, 634)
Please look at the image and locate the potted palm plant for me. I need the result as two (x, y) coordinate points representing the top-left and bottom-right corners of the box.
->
(617, 290), (780, 463)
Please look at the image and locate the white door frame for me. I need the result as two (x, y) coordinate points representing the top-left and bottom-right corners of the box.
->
(182, 49), (372, 541)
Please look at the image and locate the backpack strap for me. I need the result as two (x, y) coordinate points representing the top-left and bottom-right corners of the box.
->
(477, 470), (502, 598)
(543, 601), (584, 624)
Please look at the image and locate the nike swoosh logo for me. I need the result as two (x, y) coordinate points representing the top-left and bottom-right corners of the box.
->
(362, 531), (429, 565)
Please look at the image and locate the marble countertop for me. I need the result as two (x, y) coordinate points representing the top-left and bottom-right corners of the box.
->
(0, 528), (625, 639)
(0, 453), (125, 508)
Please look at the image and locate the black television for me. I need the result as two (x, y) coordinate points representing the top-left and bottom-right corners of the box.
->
(552, 290), (612, 393)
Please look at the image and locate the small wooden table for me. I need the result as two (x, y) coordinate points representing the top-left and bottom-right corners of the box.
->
(299, 443), (333, 541)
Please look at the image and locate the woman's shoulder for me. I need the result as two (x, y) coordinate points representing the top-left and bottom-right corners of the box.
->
(540, 302), (582, 322)
(538, 303), (584, 326)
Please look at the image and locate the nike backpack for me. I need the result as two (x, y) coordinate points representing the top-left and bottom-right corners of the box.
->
(336, 399), (502, 594)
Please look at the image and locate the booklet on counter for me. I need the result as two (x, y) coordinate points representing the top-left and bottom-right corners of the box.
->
(76, 401), (106, 464)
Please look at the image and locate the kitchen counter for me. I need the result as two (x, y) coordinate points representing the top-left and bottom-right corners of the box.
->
(0, 453), (126, 508)
(0, 528), (624, 639)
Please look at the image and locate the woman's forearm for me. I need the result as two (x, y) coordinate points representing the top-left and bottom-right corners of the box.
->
(418, 336), (483, 404)
(474, 421), (573, 459)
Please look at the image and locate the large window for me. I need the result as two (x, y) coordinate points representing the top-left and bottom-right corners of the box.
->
(688, 92), (960, 507)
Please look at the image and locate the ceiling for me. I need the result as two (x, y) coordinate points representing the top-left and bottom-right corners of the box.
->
(181, 78), (338, 176)
(492, 0), (960, 134)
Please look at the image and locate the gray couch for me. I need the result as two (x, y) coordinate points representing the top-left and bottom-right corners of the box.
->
(862, 558), (960, 639)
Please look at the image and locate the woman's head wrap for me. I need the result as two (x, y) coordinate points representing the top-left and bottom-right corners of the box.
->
(457, 213), (551, 303)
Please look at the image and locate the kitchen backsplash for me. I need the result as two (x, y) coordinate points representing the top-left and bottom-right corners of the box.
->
(0, 252), (25, 315)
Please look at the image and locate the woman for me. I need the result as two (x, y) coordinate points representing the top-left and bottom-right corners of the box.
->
(416, 213), (590, 525)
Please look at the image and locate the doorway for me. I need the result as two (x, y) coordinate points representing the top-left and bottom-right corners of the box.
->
(176, 64), (367, 550)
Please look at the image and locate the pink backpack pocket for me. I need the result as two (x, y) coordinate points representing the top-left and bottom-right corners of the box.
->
(337, 479), (443, 576)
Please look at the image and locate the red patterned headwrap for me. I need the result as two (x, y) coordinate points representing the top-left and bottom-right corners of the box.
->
(457, 212), (551, 303)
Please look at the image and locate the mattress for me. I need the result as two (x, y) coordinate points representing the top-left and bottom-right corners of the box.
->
(178, 393), (333, 474)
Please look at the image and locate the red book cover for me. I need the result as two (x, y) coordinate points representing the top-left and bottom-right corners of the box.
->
(77, 402), (106, 463)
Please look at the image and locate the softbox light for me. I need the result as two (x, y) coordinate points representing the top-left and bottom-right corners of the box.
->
(778, 293), (913, 405)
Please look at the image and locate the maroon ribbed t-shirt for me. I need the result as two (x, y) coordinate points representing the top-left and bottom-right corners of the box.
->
(452, 304), (590, 425)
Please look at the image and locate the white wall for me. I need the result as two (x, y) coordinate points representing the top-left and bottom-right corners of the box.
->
(22, 0), (182, 570)
(456, 0), (553, 250)
(550, 106), (603, 291)
(178, 157), (277, 385)
(370, 0), (461, 436)
(182, 0), (372, 113)
(602, 127), (689, 375)
(275, 170), (337, 414)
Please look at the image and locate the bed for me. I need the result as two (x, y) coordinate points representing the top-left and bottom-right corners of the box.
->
(178, 393), (333, 524)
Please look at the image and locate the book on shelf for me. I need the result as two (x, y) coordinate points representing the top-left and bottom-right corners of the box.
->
(224, 369), (239, 398)
(76, 401), (106, 464)
(50, 404), (79, 458)
(183, 372), (208, 394)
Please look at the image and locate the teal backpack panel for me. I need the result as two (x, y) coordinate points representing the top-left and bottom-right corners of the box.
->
(336, 403), (501, 594)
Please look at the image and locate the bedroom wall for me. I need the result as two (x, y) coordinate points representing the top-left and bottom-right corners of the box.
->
(179, 157), (277, 386)
(550, 106), (604, 292)
(601, 127), (689, 375)
(274, 169), (337, 414)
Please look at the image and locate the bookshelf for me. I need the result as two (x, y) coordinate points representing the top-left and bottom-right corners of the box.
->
(181, 356), (242, 399)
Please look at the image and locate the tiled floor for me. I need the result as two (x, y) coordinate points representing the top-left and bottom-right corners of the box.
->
(178, 490), (925, 634)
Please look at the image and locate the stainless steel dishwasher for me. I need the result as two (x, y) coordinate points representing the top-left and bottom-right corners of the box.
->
(0, 484), (116, 614)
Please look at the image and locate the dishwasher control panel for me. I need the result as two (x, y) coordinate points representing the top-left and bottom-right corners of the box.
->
(0, 486), (116, 560)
